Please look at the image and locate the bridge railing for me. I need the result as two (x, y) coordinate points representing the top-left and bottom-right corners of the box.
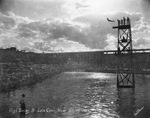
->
(103, 49), (150, 54)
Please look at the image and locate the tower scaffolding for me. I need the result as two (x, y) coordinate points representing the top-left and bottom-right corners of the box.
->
(113, 17), (135, 88)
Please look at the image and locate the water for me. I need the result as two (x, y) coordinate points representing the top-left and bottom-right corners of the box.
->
(0, 72), (150, 118)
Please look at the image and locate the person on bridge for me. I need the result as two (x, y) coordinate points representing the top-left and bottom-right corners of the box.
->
(20, 94), (26, 118)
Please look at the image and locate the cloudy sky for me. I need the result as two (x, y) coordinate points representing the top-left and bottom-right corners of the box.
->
(0, 0), (150, 52)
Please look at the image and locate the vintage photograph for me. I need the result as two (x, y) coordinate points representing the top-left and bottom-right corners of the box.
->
(0, 0), (150, 118)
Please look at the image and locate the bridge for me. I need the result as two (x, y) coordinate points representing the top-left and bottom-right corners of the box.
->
(84, 50), (150, 75)
(104, 48), (150, 54)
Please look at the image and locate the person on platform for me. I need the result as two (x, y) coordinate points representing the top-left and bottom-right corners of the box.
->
(20, 94), (26, 118)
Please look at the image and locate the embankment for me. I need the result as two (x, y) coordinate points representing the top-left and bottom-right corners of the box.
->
(0, 63), (63, 92)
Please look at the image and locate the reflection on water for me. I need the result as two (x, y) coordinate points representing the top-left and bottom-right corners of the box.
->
(0, 72), (150, 118)
(116, 88), (135, 118)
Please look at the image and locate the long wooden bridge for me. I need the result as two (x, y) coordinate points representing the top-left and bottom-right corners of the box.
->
(104, 48), (150, 54)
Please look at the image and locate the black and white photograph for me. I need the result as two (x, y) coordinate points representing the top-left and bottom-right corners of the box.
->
(0, 0), (150, 118)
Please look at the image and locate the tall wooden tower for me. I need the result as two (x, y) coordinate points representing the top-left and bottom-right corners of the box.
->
(113, 17), (135, 88)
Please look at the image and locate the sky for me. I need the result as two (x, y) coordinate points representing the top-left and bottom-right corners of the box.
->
(0, 0), (150, 52)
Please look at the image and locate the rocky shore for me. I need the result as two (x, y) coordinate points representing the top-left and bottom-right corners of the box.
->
(0, 63), (63, 92)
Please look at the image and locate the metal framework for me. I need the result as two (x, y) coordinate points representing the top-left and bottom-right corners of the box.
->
(113, 17), (135, 88)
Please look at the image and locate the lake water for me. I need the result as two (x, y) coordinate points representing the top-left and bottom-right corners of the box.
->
(0, 72), (150, 118)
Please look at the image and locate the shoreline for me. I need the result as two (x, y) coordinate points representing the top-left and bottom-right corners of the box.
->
(0, 63), (63, 93)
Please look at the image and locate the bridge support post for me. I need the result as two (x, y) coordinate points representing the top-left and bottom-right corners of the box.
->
(113, 17), (135, 88)
(116, 54), (135, 88)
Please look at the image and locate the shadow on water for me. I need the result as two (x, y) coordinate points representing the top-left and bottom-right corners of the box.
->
(116, 88), (135, 118)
